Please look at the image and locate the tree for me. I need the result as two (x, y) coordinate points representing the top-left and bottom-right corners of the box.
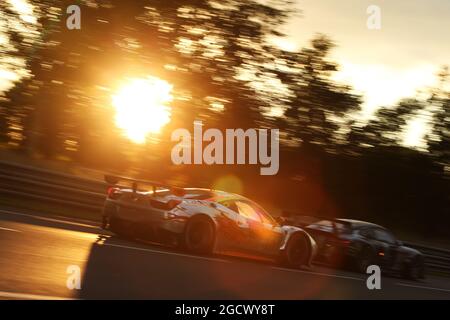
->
(1, 0), (297, 162)
(278, 34), (361, 151)
(428, 66), (450, 171)
(348, 65), (449, 174)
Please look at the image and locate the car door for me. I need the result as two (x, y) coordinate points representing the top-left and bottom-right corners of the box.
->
(249, 201), (284, 256)
(372, 228), (398, 269)
(215, 199), (253, 252)
(230, 200), (263, 254)
(235, 201), (283, 255)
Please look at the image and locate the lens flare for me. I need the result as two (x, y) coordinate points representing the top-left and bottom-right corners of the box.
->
(212, 175), (243, 194)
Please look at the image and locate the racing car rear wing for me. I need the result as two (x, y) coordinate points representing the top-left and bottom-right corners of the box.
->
(104, 174), (185, 196)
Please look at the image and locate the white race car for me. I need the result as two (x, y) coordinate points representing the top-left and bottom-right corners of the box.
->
(102, 175), (317, 268)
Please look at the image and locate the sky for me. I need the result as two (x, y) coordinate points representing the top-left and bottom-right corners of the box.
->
(281, 0), (450, 118)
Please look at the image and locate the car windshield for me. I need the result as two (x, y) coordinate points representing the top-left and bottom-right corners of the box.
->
(334, 222), (351, 234)
(236, 201), (261, 221)
(250, 201), (277, 225)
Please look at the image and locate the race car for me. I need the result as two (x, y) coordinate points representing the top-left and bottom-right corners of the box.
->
(101, 175), (317, 268)
(301, 218), (425, 280)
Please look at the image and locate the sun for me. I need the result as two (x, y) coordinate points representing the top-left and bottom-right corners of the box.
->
(112, 76), (173, 143)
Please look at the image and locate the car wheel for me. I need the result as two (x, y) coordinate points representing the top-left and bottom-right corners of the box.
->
(355, 246), (374, 273)
(403, 256), (425, 280)
(183, 216), (215, 254)
(280, 233), (310, 268)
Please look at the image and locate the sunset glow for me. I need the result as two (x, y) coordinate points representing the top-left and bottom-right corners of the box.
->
(112, 77), (173, 143)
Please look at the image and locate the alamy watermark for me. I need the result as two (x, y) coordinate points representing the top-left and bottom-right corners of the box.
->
(367, 5), (381, 30)
(66, 265), (81, 290)
(366, 265), (381, 290)
(171, 121), (279, 176)
(66, 5), (81, 30)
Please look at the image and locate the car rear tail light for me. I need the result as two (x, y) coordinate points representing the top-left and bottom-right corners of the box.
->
(107, 187), (121, 199)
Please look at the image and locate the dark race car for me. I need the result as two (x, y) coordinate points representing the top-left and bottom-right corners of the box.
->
(101, 175), (317, 269)
(291, 218), (425, 280)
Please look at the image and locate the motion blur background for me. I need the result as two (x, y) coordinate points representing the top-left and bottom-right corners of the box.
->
(0, 1), (448, 242)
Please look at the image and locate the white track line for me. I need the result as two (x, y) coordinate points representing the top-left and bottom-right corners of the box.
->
(0, 209), (100, 230)
(0, 208), (228, 263)
(103, 242), (231, 264)
(272, 266), (364, 281)
(396, 283), (450, 293)
(0, 290), (75, 300)
(0, 226), (21, 233)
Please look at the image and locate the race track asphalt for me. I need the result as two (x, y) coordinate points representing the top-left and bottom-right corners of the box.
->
(0, 207), (449, 300)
